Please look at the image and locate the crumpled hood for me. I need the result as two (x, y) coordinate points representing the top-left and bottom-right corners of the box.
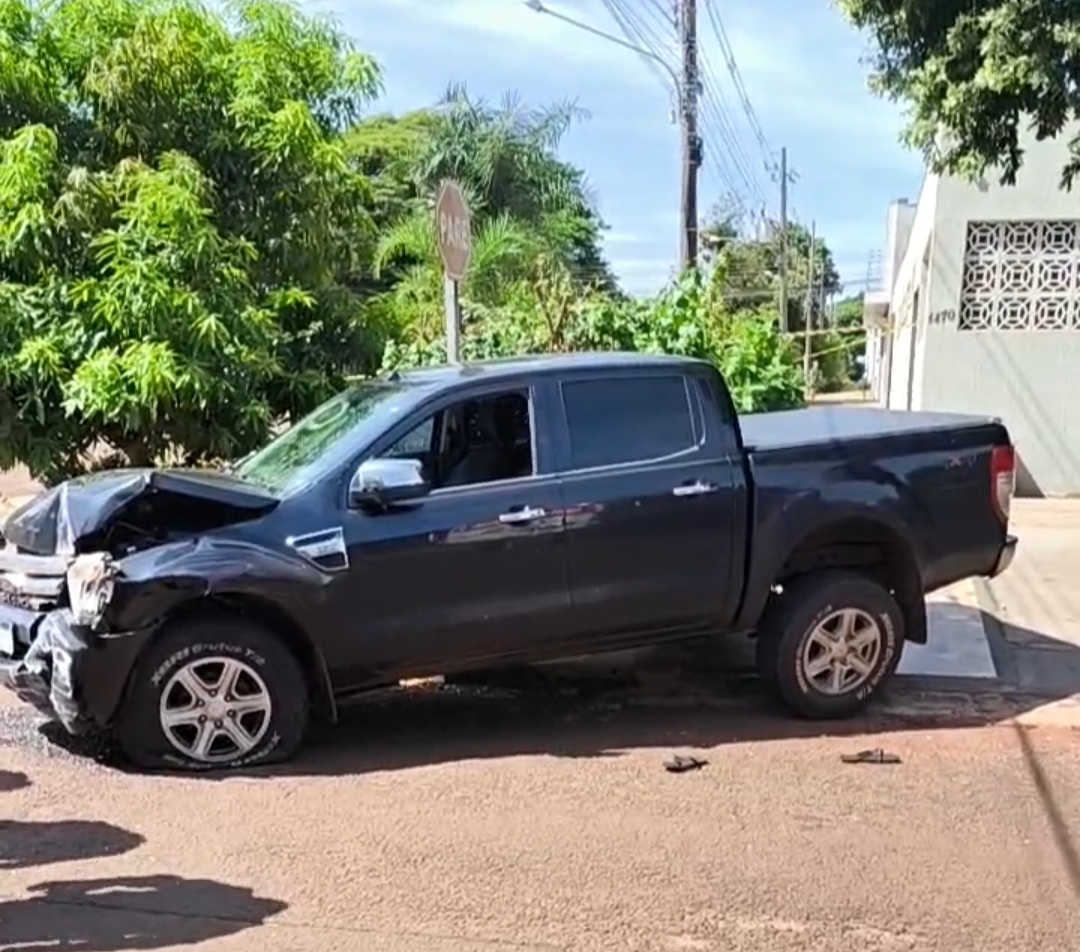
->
(2, 468), (280, 555)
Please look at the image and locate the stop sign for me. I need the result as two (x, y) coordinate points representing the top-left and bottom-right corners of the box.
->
(435, 180), (472, 281)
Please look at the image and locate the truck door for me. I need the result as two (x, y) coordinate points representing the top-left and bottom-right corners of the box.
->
(555, 370), (739, 642)
(335, 382), (572, 682)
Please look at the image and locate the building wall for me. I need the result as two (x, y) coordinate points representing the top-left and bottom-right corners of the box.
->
(921, 133), (1080, 494)
(880, 179), (938, 411)
(890, 128), (1080, 494)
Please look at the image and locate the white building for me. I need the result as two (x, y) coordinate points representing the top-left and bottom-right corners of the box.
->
(865, 126), (1080, 496)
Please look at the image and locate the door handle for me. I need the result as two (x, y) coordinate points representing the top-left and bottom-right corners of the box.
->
(672, 480), (718, 497)
(498, 506), (547, 525)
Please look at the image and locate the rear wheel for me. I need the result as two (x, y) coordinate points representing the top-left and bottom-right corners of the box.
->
(755, 571), (904, 719)
(116, 617), (309, 771)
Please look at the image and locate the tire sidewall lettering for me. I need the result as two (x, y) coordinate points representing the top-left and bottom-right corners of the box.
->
(855, 609), (898, 700)
(160, 731), (283, 772)
(151, 642), (267, 688)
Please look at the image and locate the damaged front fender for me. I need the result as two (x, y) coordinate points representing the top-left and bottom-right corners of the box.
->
(106, 535), (335, 637)
(2, 533), (336, 734)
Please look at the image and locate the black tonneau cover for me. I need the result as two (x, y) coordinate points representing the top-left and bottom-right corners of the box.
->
(740, 406), (1004, 454)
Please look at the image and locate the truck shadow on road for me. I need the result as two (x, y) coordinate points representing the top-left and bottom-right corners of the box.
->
(267, 608), (1080, 779)
(30, 607), (1080, 780)
(0, 875), (287, 951)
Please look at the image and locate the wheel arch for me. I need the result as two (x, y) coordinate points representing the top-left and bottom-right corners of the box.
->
(124, 593), (337, 724)
(758, 516), (926, 644)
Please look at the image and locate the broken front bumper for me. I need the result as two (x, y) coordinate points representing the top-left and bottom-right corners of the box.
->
(0, 605), (150, 735)
(0, 545), (149, 735)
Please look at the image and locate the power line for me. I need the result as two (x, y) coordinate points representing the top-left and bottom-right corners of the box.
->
(606, 0), (763, 207)
(599, 0), (678, 98)
(701, 0), (772, 168)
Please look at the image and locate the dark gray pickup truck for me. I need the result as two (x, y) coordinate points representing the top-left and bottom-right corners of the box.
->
(0, 352), (1017, 771)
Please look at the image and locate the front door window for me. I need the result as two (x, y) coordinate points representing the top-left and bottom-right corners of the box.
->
(381, 390), (534, 490)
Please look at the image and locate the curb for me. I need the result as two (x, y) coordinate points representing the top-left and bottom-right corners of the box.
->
(889, 578), (1080, 729)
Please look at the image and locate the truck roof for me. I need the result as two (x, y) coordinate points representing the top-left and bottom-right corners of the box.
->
(396, 351), (710, 388)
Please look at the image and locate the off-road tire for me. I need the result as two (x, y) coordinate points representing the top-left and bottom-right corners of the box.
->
(115, 617), (309, 772)
(754, 570), (905, 719)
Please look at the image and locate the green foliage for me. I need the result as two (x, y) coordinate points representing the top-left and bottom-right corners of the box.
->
(2, 0), (852, 483)
(838, 0), (1080, 188)
(701, 200), (840, 332)
(833, 294), (866, 383)
(348, 85), (617, 338)
(717, 311), (805, 414)
(0, 0), (385, 482)
(381, 267), (805, 414)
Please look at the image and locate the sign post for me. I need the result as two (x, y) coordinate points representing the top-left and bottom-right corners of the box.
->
(435, 180), (472, 363)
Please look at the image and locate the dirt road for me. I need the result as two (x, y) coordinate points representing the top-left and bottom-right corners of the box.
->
(2, 688), (1079, 952)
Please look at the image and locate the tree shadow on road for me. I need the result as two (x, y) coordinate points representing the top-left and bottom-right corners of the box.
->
(0, 819), (144, 870)
(0, 769), (30, 792)
(0, 875), (287, 951)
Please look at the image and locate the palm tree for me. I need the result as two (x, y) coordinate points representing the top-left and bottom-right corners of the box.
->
(352, 85), (618, 312)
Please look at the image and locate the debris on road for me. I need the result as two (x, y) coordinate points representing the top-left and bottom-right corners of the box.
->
(840, 748), (901, 765)
(0, 769), (30, 792)
(663, 754), (708, 773)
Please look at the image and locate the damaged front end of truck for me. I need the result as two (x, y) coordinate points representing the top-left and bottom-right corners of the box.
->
(0, 469), (281, 734)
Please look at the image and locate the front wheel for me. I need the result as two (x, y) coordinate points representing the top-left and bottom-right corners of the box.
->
(115, 617), (310, 771)
(755, 571), (905, 719)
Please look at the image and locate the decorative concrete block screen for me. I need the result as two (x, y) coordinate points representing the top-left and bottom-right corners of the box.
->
(959, 220), (1080, 330)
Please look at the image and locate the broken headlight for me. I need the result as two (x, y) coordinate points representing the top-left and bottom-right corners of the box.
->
(65, 553), (116, 627)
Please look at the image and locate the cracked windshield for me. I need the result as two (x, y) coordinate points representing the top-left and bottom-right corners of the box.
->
(2, 0), (1080, 950)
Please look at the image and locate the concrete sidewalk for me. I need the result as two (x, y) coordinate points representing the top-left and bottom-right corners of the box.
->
(0, 466), (39, 504)
(886, 499), (1080, 726)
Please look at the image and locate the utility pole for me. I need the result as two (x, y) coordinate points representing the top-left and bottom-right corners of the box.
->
(778, 145), (789, 331)
(678, 0), (700, 270)
(803, 220), (816, 393)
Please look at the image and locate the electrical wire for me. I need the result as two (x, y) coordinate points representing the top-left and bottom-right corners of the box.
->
(701, 0), (772, 168)
(695, 0), (770, 207)
(630, 0), (764, 203)
(603, 0), (762, 206)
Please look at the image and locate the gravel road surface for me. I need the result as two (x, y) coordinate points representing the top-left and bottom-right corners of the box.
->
(2, 682), (1079, 952)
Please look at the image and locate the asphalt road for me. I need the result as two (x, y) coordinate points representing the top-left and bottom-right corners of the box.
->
(2, 683), (1080, 952)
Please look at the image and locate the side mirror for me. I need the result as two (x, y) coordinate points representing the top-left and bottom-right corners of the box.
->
(349, 458), (431, 511)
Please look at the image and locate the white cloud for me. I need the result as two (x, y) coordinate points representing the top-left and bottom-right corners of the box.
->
(351, 0), (663, 87)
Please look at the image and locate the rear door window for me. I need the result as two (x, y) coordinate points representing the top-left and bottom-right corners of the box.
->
(561, 375), (696, 470)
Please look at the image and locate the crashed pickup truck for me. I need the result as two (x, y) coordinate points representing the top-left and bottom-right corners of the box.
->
(0, 352), (1018, 772)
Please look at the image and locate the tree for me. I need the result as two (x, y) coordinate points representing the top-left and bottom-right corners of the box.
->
(839, 0), (1080, 188)
(346, 85), (619, 349)
(0, 0), (384, 481)
(833, 293), (867, 382)
(701, 214), (840, 332)
(381, 268), (806, 414)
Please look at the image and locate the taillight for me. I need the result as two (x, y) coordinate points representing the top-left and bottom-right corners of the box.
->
(990, 444), (1016, 523)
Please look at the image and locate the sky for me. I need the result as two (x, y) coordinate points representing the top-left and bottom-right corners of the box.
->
(312, 0), (925, 297)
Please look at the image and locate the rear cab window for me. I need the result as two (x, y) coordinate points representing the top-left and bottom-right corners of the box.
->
(559, 374), (701, 470)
